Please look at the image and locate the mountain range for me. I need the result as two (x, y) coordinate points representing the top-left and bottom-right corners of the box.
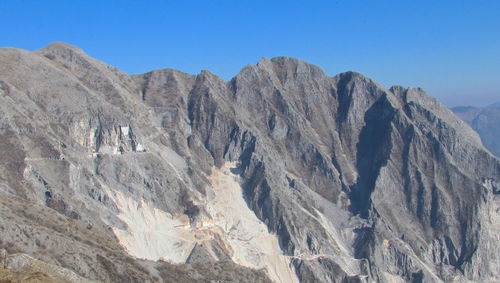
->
(0, 42), (499, 282)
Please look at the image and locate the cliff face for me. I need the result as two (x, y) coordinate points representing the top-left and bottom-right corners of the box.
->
(0, 42), (498, 283)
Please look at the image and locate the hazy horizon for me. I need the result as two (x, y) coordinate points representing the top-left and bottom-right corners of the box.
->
(1, 0), (499, 107)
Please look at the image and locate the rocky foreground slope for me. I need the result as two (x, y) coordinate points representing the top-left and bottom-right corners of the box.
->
(452, 105), (500, 158)
(0, 42), (499, 282)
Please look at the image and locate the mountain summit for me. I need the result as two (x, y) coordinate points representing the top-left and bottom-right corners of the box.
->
(0, 43), (499, 282)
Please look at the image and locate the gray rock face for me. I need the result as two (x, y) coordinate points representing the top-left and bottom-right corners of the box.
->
(0, 42), (499, 283)
(452, 105), (500, 158)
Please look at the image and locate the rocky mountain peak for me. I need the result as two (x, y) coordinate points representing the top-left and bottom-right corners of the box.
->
(39, 41), (86, 56)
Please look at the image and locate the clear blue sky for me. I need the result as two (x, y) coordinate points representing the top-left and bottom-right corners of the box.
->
(1, 0), (499, 107)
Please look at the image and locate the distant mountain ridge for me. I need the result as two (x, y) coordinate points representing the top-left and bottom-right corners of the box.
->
(488, 101), (500, 108)
(0, 42), (499, 282)
(451, 105), (500, 158)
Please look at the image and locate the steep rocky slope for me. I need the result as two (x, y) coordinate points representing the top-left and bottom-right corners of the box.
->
(452, 105), (500, 158)
(0, 42), (498, 282)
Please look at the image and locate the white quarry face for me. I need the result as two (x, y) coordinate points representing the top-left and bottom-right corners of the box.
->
(111, 162), (298, 283)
